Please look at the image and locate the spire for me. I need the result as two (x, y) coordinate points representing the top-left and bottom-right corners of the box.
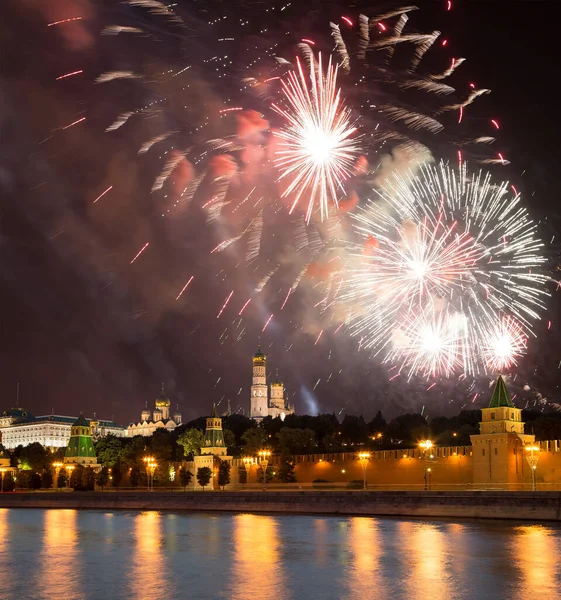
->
(161, 382), (165, 394)
(488, 374), (514, 408)
(210, 403), (218, 418)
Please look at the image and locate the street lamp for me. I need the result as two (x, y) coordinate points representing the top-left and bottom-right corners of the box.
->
(0, 468), (6, 493)
(357, 452), (371, 490)
(143, 456), (157, 491)
(258, 450), (271, 490)
(52, 462), (63, 491)
(525, 445), (540, 491)
(419, 440), (433, 491)
(242, 457), (254, 485)
(65, 465), (75, 490)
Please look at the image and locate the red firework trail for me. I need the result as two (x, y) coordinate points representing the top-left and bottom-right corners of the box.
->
(56, 70), (83, 80)
(281, 289), (291, 310)
(175, 276), (194, 300)
(93, 185), (113, 203)
(314, 330), (323, 345)
(217, 291), (234, 318)
(62, 116), (86, 130)
(130, 242), (149, 264)
(262, 314), (274, 332)
(48, 17), (83, 26)
(238, 298), (252, 315)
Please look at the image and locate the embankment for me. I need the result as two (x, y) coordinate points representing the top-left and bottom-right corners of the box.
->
(1, 490), (560, 521)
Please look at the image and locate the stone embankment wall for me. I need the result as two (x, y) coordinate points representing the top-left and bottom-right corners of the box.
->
(1, 491), (560, 521)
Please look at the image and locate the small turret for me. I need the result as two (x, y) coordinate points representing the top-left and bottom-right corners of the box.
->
(173, 404), (182, 425)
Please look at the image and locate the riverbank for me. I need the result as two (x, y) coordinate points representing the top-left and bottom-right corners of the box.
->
(1, 490), (560, 520)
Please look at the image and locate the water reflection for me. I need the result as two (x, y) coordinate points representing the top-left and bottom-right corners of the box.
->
(400, 521), (453, 598)
(344, 517), (384, 599)
(512, 525), (561, 598)
(129, 511), (169, 600)
(40, 510), (83, 600)
(229, 514), (286, 600)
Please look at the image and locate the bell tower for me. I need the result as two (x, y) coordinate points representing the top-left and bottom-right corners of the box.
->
(250, 344), (269, 420)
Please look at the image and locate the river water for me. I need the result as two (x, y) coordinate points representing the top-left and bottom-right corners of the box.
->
(0, 508), (560, 600)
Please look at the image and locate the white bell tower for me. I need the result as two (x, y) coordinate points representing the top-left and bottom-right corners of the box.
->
(250, 344), (269, 420)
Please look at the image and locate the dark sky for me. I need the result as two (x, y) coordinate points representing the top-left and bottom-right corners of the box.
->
(1, 0), (560, 425)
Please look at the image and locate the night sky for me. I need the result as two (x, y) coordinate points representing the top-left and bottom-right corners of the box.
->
(1, 0), (560, 425)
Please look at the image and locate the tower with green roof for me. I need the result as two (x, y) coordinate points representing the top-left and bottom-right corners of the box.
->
(470, 375), (535, 489)
(194, 404), (232, 490)
(64, 415), (99, 467)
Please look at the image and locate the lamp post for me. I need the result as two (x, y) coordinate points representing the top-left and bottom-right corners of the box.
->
(0, 468), (6, 493)
(65, 465), (75, 490)
(242, 457), (253, 486)
(357, 452), (371, 490)
(525, 445), (540, 491)
(52, 462), (63, 491)
(419, 440), (433, 491)
(258, 450), (271, 490)
(143, 456), (157, 491)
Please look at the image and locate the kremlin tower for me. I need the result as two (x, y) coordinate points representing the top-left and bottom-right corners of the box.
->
(249, 344), (295, 421)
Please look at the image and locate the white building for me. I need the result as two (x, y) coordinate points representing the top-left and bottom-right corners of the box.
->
(127, 385), (182, 437)
(0, 408), (125, 450)
(249, 345), (295, 421)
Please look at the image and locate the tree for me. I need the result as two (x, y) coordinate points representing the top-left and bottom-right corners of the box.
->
(81, 467), (96, 491)
(241, 427), (268, 455)
(340, 415), (369, 446)
(276, 427), (316, 456)
(386, 413), (429, 446)
(197, 466), (212, 490)
(3, 472), (15, 492)
(17, 471), (31, 490)
(42, 470), (53, 489)
(217, 460), (231, 490)
(129, 466), (140, 488)
(95, 435), (124, 467)
(178, 429), (204, 459)
(238, 465), (248, 484)
(57, 471), (67, 489)
(69, 465), (83, 490)
(30, 473), (42, 490)
(277, 461), (296, 483)
(256, 465), (274, 484)
(15, 442), (49, 472)
(368, 411), (387, 435)
(111, 465), (122, 488)
(223, 429), (236, 452)
(96, 468), (109, 490)
(179, 468), (193, 490)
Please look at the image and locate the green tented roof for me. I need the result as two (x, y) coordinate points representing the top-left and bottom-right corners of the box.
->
(488, 375), (514, 408)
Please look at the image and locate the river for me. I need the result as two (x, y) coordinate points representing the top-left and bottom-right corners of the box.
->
(0, 509), (559, 599)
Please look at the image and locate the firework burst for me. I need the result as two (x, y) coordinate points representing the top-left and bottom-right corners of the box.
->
(272, 54), (360, 222)
(341, 161), (548, 378)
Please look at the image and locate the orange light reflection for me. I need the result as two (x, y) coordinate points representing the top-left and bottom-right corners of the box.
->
(229, 514), (286, 600)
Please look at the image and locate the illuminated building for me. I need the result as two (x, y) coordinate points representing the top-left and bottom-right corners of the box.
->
(470, 374), (535, 489)
(194, 404), (232, 490)
(64, 414), (99, 468)
(127, 384), (182, 437)
(0, 407), (125, 450)
(249, 345), (295, 421)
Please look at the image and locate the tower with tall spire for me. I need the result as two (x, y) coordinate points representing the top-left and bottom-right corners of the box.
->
(470, 374), (535, 489)
(249, 344), (295, 421)
(194, 404), (232, 490)
(250, 344), (269, 419)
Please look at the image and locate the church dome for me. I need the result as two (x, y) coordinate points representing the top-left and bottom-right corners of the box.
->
(155, 384), (171, 407)
(253, 345), (266, 363)
(271, 380), (283, 387)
